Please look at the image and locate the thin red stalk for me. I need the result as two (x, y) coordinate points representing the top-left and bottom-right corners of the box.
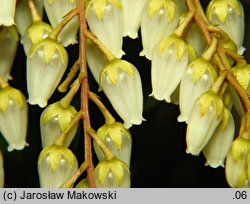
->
(77, 0), (96, 187)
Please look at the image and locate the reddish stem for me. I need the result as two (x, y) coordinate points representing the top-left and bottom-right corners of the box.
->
(77, 0), (96, 187)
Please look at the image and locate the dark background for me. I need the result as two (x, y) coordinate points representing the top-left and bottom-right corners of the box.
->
(0, 0), (250, 187)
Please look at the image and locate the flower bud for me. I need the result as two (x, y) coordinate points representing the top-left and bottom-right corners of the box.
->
(151, 34), (195, 102)
(225, 138), (250, 187)
(0, 86), (28, 151)
(206, 0), (245, 54)
(120, 0), (146, 39)
(44, 0), (79, 47)
(75, 178), (89, 188)
(186, 90), (224, 156)
(178, 57), (217, 122)
(100, 59), (144, 129)
(140, 0), (180, 60)
(0, 0), (16, 26)
(0, 26), (18, 80)
(86, 0), (124, 58)
(38, 145), (78, 187)
(27, 38), (68, 107)
(94, 122), (132, 166)
(203, 108), (235, 168)
(87, 39), (108, 86)
(94, 158), (130, 187)
(15, 0), (44, 37)
(232, 63), (250, 91)
(23, 21), (52, 55)
(0, 150), (4, 187)
(40, 101), (78, 148)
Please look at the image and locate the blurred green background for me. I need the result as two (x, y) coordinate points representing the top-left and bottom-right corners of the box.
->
(0, 0), (250, 187)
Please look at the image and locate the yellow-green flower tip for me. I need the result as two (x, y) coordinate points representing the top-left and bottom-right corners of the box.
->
(148, 0), (177, 22)
(97, 122), (132, 149)
(88, 0), (122, 20)
(41, 101), (77, 132)
(231, 138), (250, 161)
(96, 158), (129, 185)
(190, 57), (218, 83)
(232, 64), (250, 90)
(100, 59), (134, 86)
(75, 178), (90, 188)
(29, 38), (68, 65)
(199, 90), (224, 119)
(207, 0), (242, 23)
(0, 86), (25, 112)
(38, 145), (76, 172)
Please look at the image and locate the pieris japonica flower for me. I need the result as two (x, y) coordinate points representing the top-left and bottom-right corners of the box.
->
(40, 101), (78, 148)
(140, 0), (180, 60)
(94, 158), (130, 187)
(38, 145), (78, 187)
(75, 178), (90, 188)
(151, 34), (196, 102)
(100, 59), (144, 129)
(23, 21), (52, 55)
(0, 150), (4, 187)
(120, 0), (146, 39)
(173, 0), (186, 15)
(15, 0), (44, 37)
(86, 0), (124, 58)
(203, 108), (235, 168)
(27, 38), (68, 108)
(206, 0), (245, 54)
(0, 26), (18, 80)
(225, 138), (250, 187)
(178, 57), (217, 123)
(228, 84), (244, 118)
(232, 63), (250, 90)
(94, 122), (132, 166)
(43, 0), (79, 47)
(0, 0), (16, 26)
(87, 39), (108, 86)
(186, 90), (224, 156)
(185, 23), (206, 57)
(0, 86), (28, 151)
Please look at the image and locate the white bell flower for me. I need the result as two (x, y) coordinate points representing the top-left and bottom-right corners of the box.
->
(86, 0), (124, 58)
(43, 0), (79, 47)
(0, 0), (16, 26)
(100, 59), (144, 129)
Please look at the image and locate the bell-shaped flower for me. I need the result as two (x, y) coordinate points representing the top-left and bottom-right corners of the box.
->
(185, 23), (206, 57)
(38, 145), (78, 187)
(43, 0), (79, 47)
(232, 63), (250, 91)
(0, 26), (19, 80)
(86, 0), (124, 58)
(100, 59), (144, 129)
(23, 21), (52, 55)
(94, 158), (130, 187)
(15, 0), (44, 37)
(186, 90), (224, 156)
(87, 39), (108, 86)
(225, 137), (250, 187)
(0, 0), (16, 26)
(203, 108), (235, 168)
(178, 57), (217, 123)
(75, 178), (90, 188)
(40, 101), (78, 148)
(120, 0), (146, 39)
(140, 0), (180, 60)
(94, 122), (132, 166)
(0, 86), (28, 151)
(27, 37), (68, 108)
(0, 150), (4, 187)
(151, 34), (196, 103)
(206, 0), (245, 54)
